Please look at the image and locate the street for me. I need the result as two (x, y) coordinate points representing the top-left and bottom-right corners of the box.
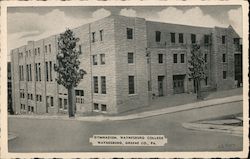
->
(8, 101), (243, 152)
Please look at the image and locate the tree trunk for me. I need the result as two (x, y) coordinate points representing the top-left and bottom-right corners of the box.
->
(67, 86), (76, 117)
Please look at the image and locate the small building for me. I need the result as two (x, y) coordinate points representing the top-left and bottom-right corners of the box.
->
(10, 15), (242, 115)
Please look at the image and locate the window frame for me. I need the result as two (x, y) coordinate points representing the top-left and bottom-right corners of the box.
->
(128, 76), (135, 94)
(127, 28), (133, 39)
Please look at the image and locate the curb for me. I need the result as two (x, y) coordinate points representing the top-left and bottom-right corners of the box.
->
(182, 123), (243, 137)
(9, 95), (243, 122)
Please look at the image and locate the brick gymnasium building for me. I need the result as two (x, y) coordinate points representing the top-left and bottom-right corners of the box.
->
(10, 15), (242, 115)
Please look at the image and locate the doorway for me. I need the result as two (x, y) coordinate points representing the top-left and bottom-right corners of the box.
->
(158, 76), (164, 96)
(173, 75), (185, 94)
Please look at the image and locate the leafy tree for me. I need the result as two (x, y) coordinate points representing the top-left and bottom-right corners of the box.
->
(54, 29), (86, 117)
(188, 44), (206, 99)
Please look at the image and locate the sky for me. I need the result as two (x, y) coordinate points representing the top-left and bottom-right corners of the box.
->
(7, 5), (242, 60)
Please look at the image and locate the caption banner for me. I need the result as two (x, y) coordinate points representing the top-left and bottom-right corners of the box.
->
(89, 135), (167, 146)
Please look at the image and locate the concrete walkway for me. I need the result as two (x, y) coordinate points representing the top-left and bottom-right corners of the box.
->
(9, 95), (243, 122)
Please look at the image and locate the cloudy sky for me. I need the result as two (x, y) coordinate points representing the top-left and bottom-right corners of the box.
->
(7, 5), (242, 60)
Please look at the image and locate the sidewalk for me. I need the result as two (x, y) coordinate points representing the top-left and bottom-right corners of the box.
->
(9, 94), (243, 122)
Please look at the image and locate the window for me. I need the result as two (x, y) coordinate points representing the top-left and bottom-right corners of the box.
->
(158, 54), (163, 63)
(31, 94), (33, 100)
(45, 45), (47, 53)
(223, 71), (227, 79)
(205, 77), (208, 85)
(59, 98), (63, 109)
(155, 31), (161, 42)
(127, 28), (133, 39)
(92, 32), (95, 42)
(101, 76), (106, 94)
(46, 62), (49, 81)
(173, 54), (178, 63)
(51, 97), (54, 107)
(92, 55), (97, 65)
(64, 99), (68, 110)
(29, 50), (31, 56)
(204, 35), (209, 44)
(222, 35), (226, 44)
(128, 52), (134, 64)
(35, 48), (37, 56)
(35, 63), (38, 81)
(75, 90), (84, 96)
(38, 63), (41, 81)
(49, 44), (51, 53)
(179, 33), (184, 43)
(181, 54), (185, 63)
(93, 76), (98, 93)
(100, 54), (105, 65)
(100, 30), (103, 41)
(38, 47), (40, 55)
(26, 64), (29, 81)
(128, 76), (135, 94)
(101, 104), (107, 112)
(148, 80), (152, 91)
(29, 64), (32, 81)
(36, 95), (39, 101)
(205, 54), (207, 63)
(40, 95), (42, 102)
(79, 45), (82, 54)
(49, 61), (53, 81)
(222, 54), (226, 62)
(171, 33), (175, 43)
(94, 103), (99, 111)
(191, 34), (196, 43)
(46, 96), (49, 107)
(31, 107), (34, 112)
(28, 106), (30, 112)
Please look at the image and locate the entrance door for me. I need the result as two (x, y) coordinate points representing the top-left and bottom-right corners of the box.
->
(158, 76), (164, 96)
(173, 75), (185, 94)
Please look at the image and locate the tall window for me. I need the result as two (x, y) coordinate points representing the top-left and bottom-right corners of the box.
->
(92, 55), (97, 65)
(179, 33), (184, 43)
(222, 35), (226, 44)
(50, 96), (54, 107)
(29, 64), (32, 81)
(94, 103), (99, 111)
(35, 63), (38, 81)
(101, 76), (106, 94)
(100, 30), (103, 41)
(92, 32), (95, 42)
(223, 71), (227, 79)
(128, 76), (135, 94)
(64, 99), (68, 110)
(59, 98), (63, 109)
(19, 65), (22, 81)
(45, 45), (47, 53)
(128, 52), (134, 64)
(38, 47), (40, 55)
(49, 61), (53, 81)
(204, 35), (209, 44)
(38, 63), (41, 81)
(100, 54), (105, 65)
(205, 77), (208, 85)
(158, 54), (163, 63)
(180, 54), (185, 63)
(35, 48), (37, 56)
(173, 54), (178, 63)
(93, 76), (98, 93)
(46, 62), (49, 81)
(222, 54), (226, 62)
(127, 28), (133, 39)
(191, 34), (196, 43)
(26, 64), (29, 81)
(75, 90), (84, 96)
(49, 44), (51, 53)
(155, 31), (161, 42)
(171, 33), (175, 43)
(101, 104), (107, 112)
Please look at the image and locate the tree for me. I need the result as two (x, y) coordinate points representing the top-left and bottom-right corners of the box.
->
(188, 44), (206, 99)
(54, 29), (86, 117)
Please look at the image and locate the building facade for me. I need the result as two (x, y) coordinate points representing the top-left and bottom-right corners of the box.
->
(10, 15), (242, 115)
